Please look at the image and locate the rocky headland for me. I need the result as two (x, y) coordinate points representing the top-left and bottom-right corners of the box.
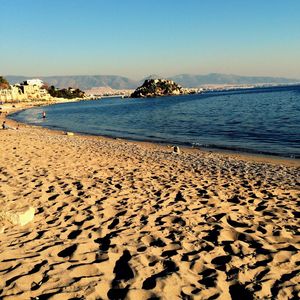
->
(0, 76), (89, 103)
(130, 79), (186, 98)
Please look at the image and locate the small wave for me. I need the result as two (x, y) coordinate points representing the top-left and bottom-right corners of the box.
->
(191, 143), (299, 159)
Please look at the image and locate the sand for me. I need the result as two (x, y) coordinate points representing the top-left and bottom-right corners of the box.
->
(0, 104), (299, 299)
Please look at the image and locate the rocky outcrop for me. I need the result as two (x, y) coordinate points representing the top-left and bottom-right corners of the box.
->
(130, 79), (184, 98)
(0, 83), (52, 103)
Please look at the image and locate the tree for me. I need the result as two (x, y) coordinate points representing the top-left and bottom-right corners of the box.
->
(0, 76), (10, 89)
(46, 84), (85, 99)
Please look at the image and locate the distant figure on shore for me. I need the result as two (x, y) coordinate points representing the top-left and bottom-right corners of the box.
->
(42, 111), (46, 119)
(2, 121), (15, 130)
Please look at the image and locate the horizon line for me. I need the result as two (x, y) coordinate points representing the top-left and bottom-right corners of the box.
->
(3, 73), (300, 80)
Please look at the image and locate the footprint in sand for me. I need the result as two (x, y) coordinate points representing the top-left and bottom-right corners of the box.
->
(142, 260), (179, 290)
(229, 283), (253, 300)
(107, 250), (134, 299)
(198, 268), (218, 288)
(57, 244), (77, 258)
(48, 194), (59, 201)
(108, 218), (119, 230)
(67, 229), (82, 240)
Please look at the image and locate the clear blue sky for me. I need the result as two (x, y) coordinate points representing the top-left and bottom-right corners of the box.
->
(1, 0), (300, 79)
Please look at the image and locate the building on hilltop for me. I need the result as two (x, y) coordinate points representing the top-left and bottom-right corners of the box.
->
(0, 79), (51, 103)
(23, 79), (44, 87)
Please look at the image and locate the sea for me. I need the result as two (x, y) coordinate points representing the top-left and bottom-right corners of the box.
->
(9, 85), (300, 158)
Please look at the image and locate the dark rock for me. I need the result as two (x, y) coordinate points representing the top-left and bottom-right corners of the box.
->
(131, 79), (184, 98)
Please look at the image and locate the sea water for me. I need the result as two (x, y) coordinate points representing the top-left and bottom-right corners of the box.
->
(10, 85), (300, 158)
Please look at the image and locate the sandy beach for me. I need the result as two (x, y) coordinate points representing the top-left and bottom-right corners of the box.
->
(0, 104), (299, 299)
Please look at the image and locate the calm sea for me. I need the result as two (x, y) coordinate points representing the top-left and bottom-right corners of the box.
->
(10, 85), (300, 158)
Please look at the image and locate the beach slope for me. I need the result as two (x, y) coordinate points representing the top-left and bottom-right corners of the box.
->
(0, 118), (299, 299)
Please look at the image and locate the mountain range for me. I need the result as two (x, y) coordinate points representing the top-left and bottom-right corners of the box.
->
(5, 73), (300, 90)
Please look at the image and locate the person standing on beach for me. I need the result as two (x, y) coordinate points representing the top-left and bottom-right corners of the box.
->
(2, 121), (15, 130)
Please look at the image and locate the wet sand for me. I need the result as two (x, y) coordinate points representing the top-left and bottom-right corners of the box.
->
(0, 103), (299, 299)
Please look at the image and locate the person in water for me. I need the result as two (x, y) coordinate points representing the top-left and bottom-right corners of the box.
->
(42, 111), (46, 119)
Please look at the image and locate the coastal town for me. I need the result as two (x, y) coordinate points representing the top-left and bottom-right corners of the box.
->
(2, 74), (298, 104)
(0, 78), (51, 102)
(0, 76), (202, 103)
(0, 76), (90, 103)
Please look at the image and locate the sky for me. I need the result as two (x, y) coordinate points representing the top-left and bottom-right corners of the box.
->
(1, 0), (300, 79)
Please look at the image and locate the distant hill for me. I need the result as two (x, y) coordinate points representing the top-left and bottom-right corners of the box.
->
(168, 73), (300, 87)
(5, 73), (299, 90)
(6, 75), (138, 90)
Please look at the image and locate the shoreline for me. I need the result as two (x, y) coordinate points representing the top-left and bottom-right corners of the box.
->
(3, 101), (299, 168)
(0, 100), (299, 299)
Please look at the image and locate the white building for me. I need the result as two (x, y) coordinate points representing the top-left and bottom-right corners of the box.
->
(24, 79), (44, 87)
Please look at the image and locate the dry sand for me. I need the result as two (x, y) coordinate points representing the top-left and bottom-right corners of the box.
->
(0, 104), (299, 299)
